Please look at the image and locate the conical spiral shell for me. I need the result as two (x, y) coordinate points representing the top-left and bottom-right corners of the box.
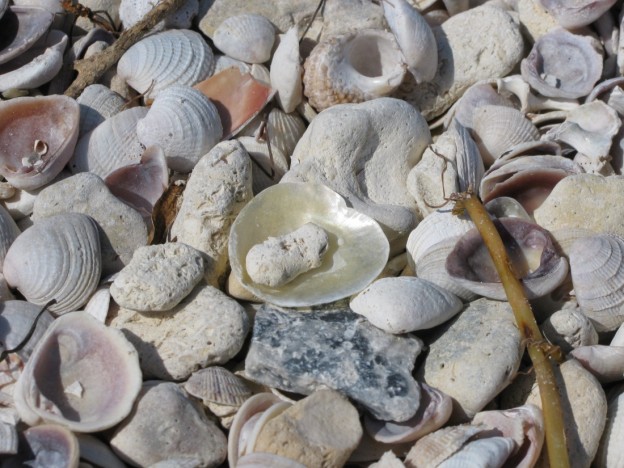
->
(117, 29), (215, 99)
(3, 213), (102, 315)
(569, 234), (624, 332)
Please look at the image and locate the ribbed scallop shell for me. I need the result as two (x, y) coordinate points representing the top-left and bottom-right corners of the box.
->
(0, 6), (54, 65)
(76, 84), (126, 138)
(569, 234), (624, 332)
(3, 213), (102, 315)
(117, 29), (214, 99)
(136, 85), (222, 173)
(303, 30), (406, 112)
(213, 14), (275, 64)
(471, 105), (540, 166)
(184, 366), (252, 407)
(70, 106), (148, 178)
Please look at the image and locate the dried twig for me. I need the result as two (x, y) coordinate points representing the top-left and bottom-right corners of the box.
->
(64, 0), (186, 98)
(452, 191), (570, 468)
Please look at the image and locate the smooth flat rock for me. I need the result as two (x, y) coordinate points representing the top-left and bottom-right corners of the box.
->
(254, 389), (363, 467)
(534, 174), (624, 238)
(111, 381), (227, 467)
(245, 304), (423, 422)
(110, 284), (249, 381)
(170, 140), (252, 287)
(110, 242), (205, 312)
(32, 172), (148, 275)
(396, 5), (524, 120)
(416, 298), (523, 421)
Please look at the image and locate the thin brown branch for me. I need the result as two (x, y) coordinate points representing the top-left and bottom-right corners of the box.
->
(64, 0), (186, 98)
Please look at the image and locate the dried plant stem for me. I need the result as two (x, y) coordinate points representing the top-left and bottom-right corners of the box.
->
(455, 192), (570, 468)
(64, 0), (186, 98)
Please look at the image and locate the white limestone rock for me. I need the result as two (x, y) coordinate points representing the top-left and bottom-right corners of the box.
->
(540, 305), (599, 353)
(110, 243), (205, 313)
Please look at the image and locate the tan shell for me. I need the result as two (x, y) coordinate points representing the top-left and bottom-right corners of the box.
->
(184, 366), (252, 407)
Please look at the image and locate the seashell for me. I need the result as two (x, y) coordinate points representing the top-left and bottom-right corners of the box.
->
(9, 424), (80, 467)
(495, 75), (580, 115)
(213, 14), (275, 64)
(446, 217), (569, 301)
(365, 382), (452, 444)
(541, 305), (599, 353)
(270, 26), (302, 113)
(77, 433), (126, 468)
(0, 0), (7, 18)
(117, 29), (214, 100)
(0, 203), (19, 268)
(350, 277), (462, 333)
(303, 30), (406, 112)
(0, 6), (54, 65)
(570, 345), (624, 383)
(437, 436), (516, 468)
(451, 120), (484, 193)
(521, 28), (603, 99)
(0, 300), (54, 361)
(229, 182), (389, 307)
(70, 106), (148, 178)
(239, 107), (306, 160)
(214, 55), (250, 75)
(595, 383), (624, 467)
(470, 105), (540, 166)
(3, 213), (102, 315)
(76, 84), (126, 138)
(568, 233), (624, 332)
(538, 0), (618, 29)
(0, 95), (79, 191)
(119, 0), (198, 29)
(382, 0), (437, 84)
(0, 29), (67, 92)
(237, 452), (307, 468)
(84, 287), (111, 323)
(136, 85), (222, 173)
(485, 197), (532, 222)
(184, 366), (252, 407)
(0, 420), (17, 455)
(237, 135), (289, 194)
(445, 82), (515, 130)
(13, 312), (142, 432)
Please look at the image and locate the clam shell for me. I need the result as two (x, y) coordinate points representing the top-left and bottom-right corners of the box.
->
(569, 233), (624, 332)
(437, 436), (516, 468)
(14, 424), (80, 468)
(117, 29), (214, 99)
(270, 26), (302, 113)
(0, 420), (17, 455)
(229, 183), (389, 307)
(76, 84), (126, 138)
(570, 345), (624, 383)
(0, 95), (79, 190)
(77, 434), (126, 468)
(303, 29), (406, 112)
(521, 28), (603, 99)
(539, 0), (618, 29)
(452, 120), (484, 193)
(0, 6), (54, 65)
(13, 312), (142, 432)
(213, 14), (275, 64)
(445, 82), (515, 130)
(70, 106), (148, 178)
(136, 85), (222, 173)
(0, 300), (54, 361)
(3, 213), (102, 315)
(237, 135), (289, 194)
(184, 366), (252, 407)
(0, 203), (19, 268)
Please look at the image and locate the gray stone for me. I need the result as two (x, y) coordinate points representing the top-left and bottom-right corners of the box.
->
(110, 284), (249, 380)
(32, 172), (148, 274)
(245, 304), (423, 422)
(416, 298), (523, 421)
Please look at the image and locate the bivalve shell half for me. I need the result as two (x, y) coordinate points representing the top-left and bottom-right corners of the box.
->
(270, 26), (302, 113)
(76, 84), (126, 138)
(184, 366), (252, 407)
(117, 29), (214, 99)
(569, 233), (624, 332)
(0, 6), (54, 65)
(303, 29), (406, 112)
(213, 13), (275, 64)
(3, 213), (102, 315)
(539, 0), (618, 29)
(0, 300), (54, 361)
(13, 312), (142, 432)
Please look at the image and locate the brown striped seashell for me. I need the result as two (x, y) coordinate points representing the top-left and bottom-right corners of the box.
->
(303, 30), (406, 112)
(3, 213), (102, 315)
(184, 366), (252, 407)
(213, 14), (276, 64)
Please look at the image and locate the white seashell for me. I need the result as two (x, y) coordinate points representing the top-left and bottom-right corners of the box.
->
(270, 26), (303, 113)
(237, 135), (289, 194)
(251, 108), (306, 159)
(382, 0), (437, 83)
(213, 14), (275, 64)
(3, 213), (102, 315)
(539, 0), (618, 29)
(184, 366), (252, 407)
(117, 29), (214, 99)
(76, 84), (126, 138)
(229, 183), (389, 307)
(485, 197), (532, 222)
(14, 312), (142, 432)
(70, 106), (148, 178)
(0, 6), (54, 65)
(77, 434), (126, 468)
(0, 204), (19, 269)
(0, 420), (17, 455)
(303, 30), (406, 112)
(18, 424), (80, 467)
(445, 82), (516, 130)
(437, 436), (516, 468)
(452, 120), (484, 193)
(612, 321), (624, 346)
(541, 305), (599, 353)
(237, 452), (307, 468)
(595, 383), (624, 467)
(84, 287), (111, 323)
(136, 85), (222, 173)
(0, 300), (54, 361)
(350, 277), (462, 333)
(569, 233), (624, 332)
(570, 345), (624, 383)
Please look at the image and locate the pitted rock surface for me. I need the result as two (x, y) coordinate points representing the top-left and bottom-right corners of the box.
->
(245, 304), (423, 422)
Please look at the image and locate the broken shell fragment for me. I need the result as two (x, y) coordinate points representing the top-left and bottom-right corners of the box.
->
(229, 183), (389, 307)
(538, 0), (618, 29)
(270, 26), (303, 114)
(8, 424), (80, 468)
(0, 300), (54, 361)
(0, 6), (54, 66)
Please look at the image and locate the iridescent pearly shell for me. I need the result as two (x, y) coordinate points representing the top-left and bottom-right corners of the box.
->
(303, 30), (406, 112)
(184, 366), (252, 407)
(213, 14), (275, 64)
(70, 106), (148, 178)
(229, 183), (389, 307)
(521, 28), (603, 99)
(76, 84), (126, 138)
(136, 85), (222, 173)
(538, 0), (618, 29)
(117, 29), (214, 100)
(13, 312), (142, 432)
(0, 95), (79, 190)
(569, 234), (624, 332)
(0, 6), (54, 65)
(270, 26), (303, 113)
(0, 300), (54, 361)
(3, 213), (102, 315)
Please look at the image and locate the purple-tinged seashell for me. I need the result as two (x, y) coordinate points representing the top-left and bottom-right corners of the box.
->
(538, 0), (618, 29)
